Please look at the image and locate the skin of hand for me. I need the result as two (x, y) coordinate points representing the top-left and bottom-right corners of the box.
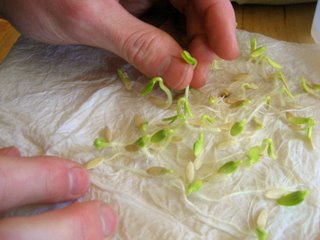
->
(0, 147), (117, 240)
(0, 0), (238, 90)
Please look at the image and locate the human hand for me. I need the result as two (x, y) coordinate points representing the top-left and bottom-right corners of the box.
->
(0, 0), (238, 89)
(0, 147), (117, 240)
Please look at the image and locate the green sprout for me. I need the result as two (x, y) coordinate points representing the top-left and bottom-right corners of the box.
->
(276, 190), (309, 206)
(256, 227), (268, 240)
(93, 138), (109, 150)
(162, 114), (186, 124)
(181, 50), (198, 67)
(208, 95), (216, 105)
(250, 38), (257, 53)
(247, 146), (262, 165)
(200, 114), (215, 124)
(287, 113), (316, 140)
(193, 133), (204, 158)
(262, 138), (277, 160)
(230, 120), (246, 136)
(241, 83), (258, 90)
(265, 96), (271, 108)
(300, 77), (320, 98)
(229, 99), (252, 108)
(253, 117), (264, 130)
(151, 129), (174, 143)
(134, 134), (151, 148)
(186, 179), (203, 196)
(251, 46), (266, 59)
(117, 68), (132, 90)
(177, 97), (193, 117)
(217, 160), (243, 174)
(276, 71), (289, 89)
(265, 56), (283, 69)
(279, 86), (295, 100)
(141, 77), (173, 108)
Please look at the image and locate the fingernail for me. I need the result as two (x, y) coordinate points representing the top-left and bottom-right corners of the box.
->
(100, 204), (117, 237)
(68, 167), (90, 195)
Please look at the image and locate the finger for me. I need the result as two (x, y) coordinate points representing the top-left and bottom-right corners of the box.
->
(0, 200), (117, 240)
(183, 2), (214, 88)
(69, 1), (194, 90)
(188, 35), (215, 88)
(0, 146), (21, 157)
(194, 0), (239, 60)
(0, 155), (90, 212)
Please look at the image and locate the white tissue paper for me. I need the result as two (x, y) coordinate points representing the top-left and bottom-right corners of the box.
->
(0, 30), (319, 240)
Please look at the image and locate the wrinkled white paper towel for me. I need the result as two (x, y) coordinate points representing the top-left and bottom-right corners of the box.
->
(0, 30), (320, 240)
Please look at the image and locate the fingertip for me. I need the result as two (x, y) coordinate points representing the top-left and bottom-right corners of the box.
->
(0, 146), (21, 157)
(68, 166), (90, 197)
(162, 56), (193, 90)
(190, 64), (209, 89)
(188, 35), (214, 88)
(99, 203), (118, 237)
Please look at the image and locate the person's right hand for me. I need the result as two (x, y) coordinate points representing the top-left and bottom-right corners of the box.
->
(0, 0), (238, 90)
(0, 147), (117, 240)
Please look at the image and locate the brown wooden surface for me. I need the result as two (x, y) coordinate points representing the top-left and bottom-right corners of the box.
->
(234, 2), (316, 43)
(0, 3), (316, 63)
(0, 19), (20, 63)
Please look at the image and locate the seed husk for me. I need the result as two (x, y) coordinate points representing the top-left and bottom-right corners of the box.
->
(83, 157), (105, 170)
(125, 144), (140, 152)
(185, 161), (195, 183)
(256, 209), (268, 229)
(264, 188), (290, 199)
(146, 166), (174, 176)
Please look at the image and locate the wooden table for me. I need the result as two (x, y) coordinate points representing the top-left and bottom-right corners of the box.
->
(234, 2), (316, 43)
(0, 2), (316, 63)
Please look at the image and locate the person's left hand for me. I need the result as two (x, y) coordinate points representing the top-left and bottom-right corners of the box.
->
(0, 147), (117, 240)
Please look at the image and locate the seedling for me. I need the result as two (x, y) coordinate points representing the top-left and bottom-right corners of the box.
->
(276, 190), (309, 206)
(181, 50), (198, 67)
(141, 77), (173, 108)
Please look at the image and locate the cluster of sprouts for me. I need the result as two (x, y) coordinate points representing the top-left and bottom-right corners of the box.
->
(84, 41), (318, 240)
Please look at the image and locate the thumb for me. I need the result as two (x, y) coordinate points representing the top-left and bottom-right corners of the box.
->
(85, 2), (194, 90)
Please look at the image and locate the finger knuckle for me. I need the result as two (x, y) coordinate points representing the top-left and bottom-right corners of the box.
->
(121, 30), (162, 71)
